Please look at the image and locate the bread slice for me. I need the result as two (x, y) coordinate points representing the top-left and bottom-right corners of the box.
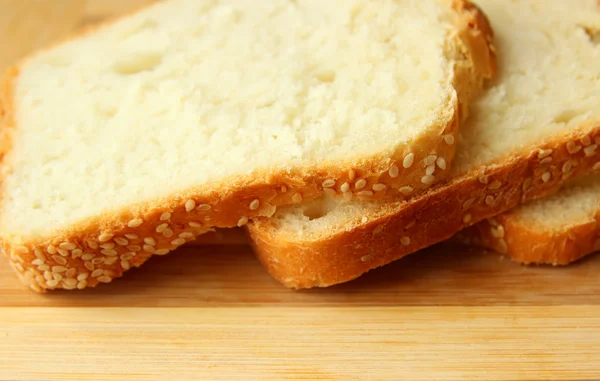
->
(0, 0), (494, 292)
(457, 175), (600, 266)
(246, 0), (600, 288)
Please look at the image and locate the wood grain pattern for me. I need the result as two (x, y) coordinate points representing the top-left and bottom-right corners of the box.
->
(2, 1), (600, 380)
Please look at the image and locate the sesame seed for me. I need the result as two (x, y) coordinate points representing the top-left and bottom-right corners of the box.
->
(156, 223), (169, 233)
(91, 269), (103, 278)
(44, 271), (53, 281)
(357, 191), (374, 197)
(425, 155), (437, 166)
(585, 144), (598, 157)
(496, 225), (505, 238)
(143, 244), (156, 253)
(542, 171), (551, 183)
(421, 175), (435, 185)
(478, 175), (489, 184)
(77, 273), (89, 281)
(34, 249), (45, 260)
(114, 237), (129, 246)
(361, 255), (373, 262)
(281, 186), (287, 193)
(92, 258), (105, 265)
(171, 238), (186, 246)
(322, 179), (336, 188)
(444, 134), (455, 145)
(52, 266), (67, 273)
(35, 275), (44, 285)
(425, 164), (435, 176)
(497, 239), (508, 253)
(59, 242), (76, 251)
(540, 157), (552, 165)
(47, 245), (57, 254)
(400, 186), (413, 195)
(100, 242), (115, 249)
(46, 279), (59, 288)
(121, 261), (131, 270)
(97, 276), (112, 283)
(372, 183), (387, 192)
(125, 234), (139, 240)
(488, 180), (502, 190)
(538, 149), (553, 159)
(77, 281), (87, 290)
(373, 225), (384, 235)
(84, 262), (95, 271)
(323, 188), (336, 197)
(63, 278), (77, 287)
(238, 216), (249, 227)
(197, 204), (212, 212)
(485, 195), (494, 206)
(154, 249), (170, 255)
(57, 248), (69, 257)
(162, 229), (174, 238)
(348, 169), (356, 181)
(104, 257), (118, 265)
(98, 233), (114, 242)
(567, 141), (582, 154)
(463, 214), (472, 223)
(340, 182), (350, 193)
(400, 236), (411, 246)
(249, 199), (260, 210)
(38, 264), (49, 271)
(355, 179), (367, 190)
(189, 221), (203, 228)
(343, 192), (353, 201)
(16, 246), (29, 254)
(594, 162), (600, 171)
(462, 198), (475, 210)
(388, 164), (399, 178)
(101, 249), (118, 256)
(184, 199), (196, 212)
(361, 216), (368, 223)
(32, 259), (44, 266)
(82, 253), (94, 261)
(121, 253), (135, 261)
(403, 153), (415, 168)
(128, 218), (143, 228)
(52, 255), (67, 265)
(582, 136), (592, 146)
(562, 161), (572, 174)
(87, 240), (98, 249)
(71, 249), (82, 258)
(292, 193), (303, 203)
(179, 232), (194, 239)
(160, 212), (171, 221)
(436, 157), (447, 170)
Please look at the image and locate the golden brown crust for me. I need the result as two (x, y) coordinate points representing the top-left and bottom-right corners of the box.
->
(458, 207), (600, 266)
(0, 0), (494, 292)
(247, 127), (600, 288)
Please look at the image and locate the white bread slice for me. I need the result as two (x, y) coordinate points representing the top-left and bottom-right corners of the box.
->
(0, 0), (494, 291)
(458, 175), (600, 266)
(246, 0), (600, 288)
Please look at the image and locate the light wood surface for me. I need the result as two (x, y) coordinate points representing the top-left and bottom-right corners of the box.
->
(2, 2), (600, 380)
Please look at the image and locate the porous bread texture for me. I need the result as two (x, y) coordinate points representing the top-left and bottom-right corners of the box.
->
(247, 0), (600, 288)
(459, 174), (600, 265)
(0, 0), (494, 292)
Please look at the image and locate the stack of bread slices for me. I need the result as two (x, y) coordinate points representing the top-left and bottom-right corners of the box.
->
(2, 0), (600, 292)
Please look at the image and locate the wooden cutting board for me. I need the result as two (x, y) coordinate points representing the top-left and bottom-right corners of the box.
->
(2, 2), (600, 380)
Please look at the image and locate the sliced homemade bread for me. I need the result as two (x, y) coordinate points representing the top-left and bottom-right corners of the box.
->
(0, 0), (494, 291)
(247, 0), (600, 288)
(458, 175), (600, 265)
